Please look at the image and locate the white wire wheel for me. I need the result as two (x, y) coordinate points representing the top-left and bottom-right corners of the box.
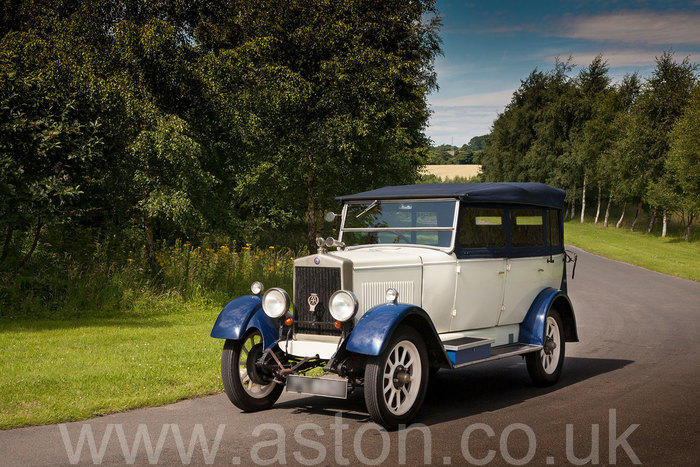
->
(526, 309), (565, 386)
(364, 325), (429, 429)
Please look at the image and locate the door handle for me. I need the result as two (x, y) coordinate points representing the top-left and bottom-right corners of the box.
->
(538, 268), (544, 272)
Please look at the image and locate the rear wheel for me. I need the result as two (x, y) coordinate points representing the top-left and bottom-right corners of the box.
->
(364, 326), (428, 429)
(526, 309), (565, 386)
(221, 330), (283, 412)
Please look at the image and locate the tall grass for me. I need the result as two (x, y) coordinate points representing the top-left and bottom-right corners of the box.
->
(0, 232), (298, 319)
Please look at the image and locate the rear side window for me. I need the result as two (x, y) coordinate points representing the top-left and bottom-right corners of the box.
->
(510, 209), (545, 247)
(459, 207), (506, 248)
(547, 209), (562, 246)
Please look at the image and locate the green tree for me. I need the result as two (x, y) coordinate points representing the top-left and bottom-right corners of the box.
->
(596, 73), (641, 227)
(567, 55), (612, 223)
(621, 52), (697, 233)
(0, 48), (103, 265)
(481, 59), (577, 196)
(664, 84), (700, 241)
(201, 0), (442, 251)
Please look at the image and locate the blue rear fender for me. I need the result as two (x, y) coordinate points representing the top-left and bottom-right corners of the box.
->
(345, 303), (451, 367)
(210, 295), (279, 350)
(519, 287), (578, 346)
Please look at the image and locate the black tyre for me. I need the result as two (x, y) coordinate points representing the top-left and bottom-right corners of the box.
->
(364, 326), (429, 429)
(526, 308), (565, 386)
(221, 331), (283, 412)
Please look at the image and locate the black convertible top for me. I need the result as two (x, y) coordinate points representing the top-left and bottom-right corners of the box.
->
(337, 182), (566, 210)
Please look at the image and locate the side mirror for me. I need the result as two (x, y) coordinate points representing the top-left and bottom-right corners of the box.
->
(324, 212), (337, 222)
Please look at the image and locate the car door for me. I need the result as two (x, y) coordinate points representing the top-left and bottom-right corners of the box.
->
(498, 208), (550, 326)
(451, 205), (507, 331)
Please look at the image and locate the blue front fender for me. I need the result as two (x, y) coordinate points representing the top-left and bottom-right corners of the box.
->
(346, 303), (441, 357)
(210, 295), (279, 349)
(519, 287), (574, 345)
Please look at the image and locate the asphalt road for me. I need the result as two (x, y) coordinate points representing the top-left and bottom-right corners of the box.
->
(1, 247), (699, 466)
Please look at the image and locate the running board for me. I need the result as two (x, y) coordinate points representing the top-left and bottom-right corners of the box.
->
(443, 337), (494, 366)
(452, 343), (543, 369)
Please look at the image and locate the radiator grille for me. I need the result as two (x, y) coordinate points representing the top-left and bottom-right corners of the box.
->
(293, 266), (343, 336)
(361, 281), (415, 314)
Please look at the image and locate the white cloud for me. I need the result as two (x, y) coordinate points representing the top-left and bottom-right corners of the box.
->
(560, 11), (700, 46)
(427, 90), (515, 145)
(430, 89), (514, 108)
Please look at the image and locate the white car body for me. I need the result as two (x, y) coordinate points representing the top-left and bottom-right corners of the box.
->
(212, 183), (578, 429)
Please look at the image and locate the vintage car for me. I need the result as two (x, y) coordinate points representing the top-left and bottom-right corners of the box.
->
(211, 183), (578, 428)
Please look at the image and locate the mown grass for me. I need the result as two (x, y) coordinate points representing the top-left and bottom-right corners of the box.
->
(564, 220), (700, 282)
(0, 297), (223, 429)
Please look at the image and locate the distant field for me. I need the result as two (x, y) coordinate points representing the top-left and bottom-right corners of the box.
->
(421, 164), (482, 179)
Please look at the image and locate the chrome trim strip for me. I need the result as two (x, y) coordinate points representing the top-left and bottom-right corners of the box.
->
(352, 264), (422, 271)
(343, 244), (452, 253)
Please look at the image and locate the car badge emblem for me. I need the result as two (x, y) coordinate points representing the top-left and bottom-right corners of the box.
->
(314, 257), (320, 265)
(308, 293), (320, 312)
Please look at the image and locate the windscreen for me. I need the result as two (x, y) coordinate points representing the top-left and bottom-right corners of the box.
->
(340, 200), (456, 247)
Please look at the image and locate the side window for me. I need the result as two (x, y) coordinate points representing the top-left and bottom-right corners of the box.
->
(510, 209), (545, 247)
(459, 207), (506, 248)
(547, 209), (562, 246)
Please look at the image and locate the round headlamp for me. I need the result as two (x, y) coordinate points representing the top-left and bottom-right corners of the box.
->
(250, 281), (264, 295)
(329, 290), (358, 322)
(262, 287), (290, 319)
(385, 288), (399, 304)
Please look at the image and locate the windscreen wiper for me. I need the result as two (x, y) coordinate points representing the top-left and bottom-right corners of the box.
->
(355, 200), (380, 218)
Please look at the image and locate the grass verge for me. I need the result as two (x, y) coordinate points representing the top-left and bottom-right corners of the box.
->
(0, 295), (224, 429)
(564, 220), (700, 282)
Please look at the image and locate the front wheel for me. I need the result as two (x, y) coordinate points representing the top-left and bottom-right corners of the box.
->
(526, 309), (565, 386)
(221, 331), (283, 412)
(364, 326), (429, 429)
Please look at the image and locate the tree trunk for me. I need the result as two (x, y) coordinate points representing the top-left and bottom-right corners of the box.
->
(616, 202), (626, 229)
(594, 186), (602, 225)
(662, 209), (667, 238)
(16, 218), (42, 270)
(580, 174), (587, 223)
(647, 206), (657, 233)
(630, 202), (641, 232)
(144, 217), (160, 275)
(1, 224), (13, 262)
(569, 184), (576, 220)
(685, 213), (695, 242)
(306, 165), (319, 254)
(604, 188), (613, 227)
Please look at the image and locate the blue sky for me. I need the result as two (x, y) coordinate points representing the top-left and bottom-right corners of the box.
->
(427, 0), (700, 146)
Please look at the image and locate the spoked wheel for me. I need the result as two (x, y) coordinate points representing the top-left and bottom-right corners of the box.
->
(221, 330), (283, 412)
(364, 326), (428, 429)
(526, 309), (565, 386)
